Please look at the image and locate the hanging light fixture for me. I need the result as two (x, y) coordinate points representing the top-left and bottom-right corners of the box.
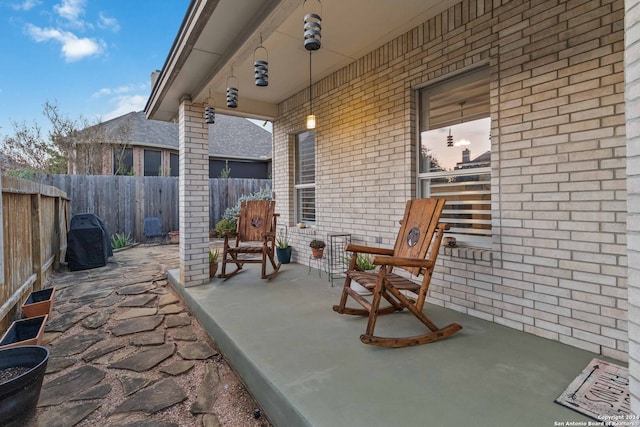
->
(447, 101), (465, 147)
(306, 51), (316, 130)
(254, 34), (268, 87)
(204, 89), (215, 124)
(226, 67), (239, 108)
(303, 0), (322, 51)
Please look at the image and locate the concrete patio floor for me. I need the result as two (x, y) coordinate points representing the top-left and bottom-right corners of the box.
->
(168, 262), (608, 427)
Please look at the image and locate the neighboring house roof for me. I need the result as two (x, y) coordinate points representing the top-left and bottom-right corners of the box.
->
(99, 111), (272, 161)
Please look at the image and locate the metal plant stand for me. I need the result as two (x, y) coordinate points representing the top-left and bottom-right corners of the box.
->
(327, 233), (351, 286)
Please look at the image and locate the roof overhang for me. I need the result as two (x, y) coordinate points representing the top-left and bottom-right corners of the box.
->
(145, 0), (460, 122)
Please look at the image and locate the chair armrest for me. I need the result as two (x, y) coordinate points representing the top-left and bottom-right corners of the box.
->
(372, 256), (434, 269)
(345, 244), (395, 256)
(223, 231), (238, 238)
(263, 231), (276, 240)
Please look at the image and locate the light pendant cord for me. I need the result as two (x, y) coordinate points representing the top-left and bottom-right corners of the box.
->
(309, 51), (313, 116)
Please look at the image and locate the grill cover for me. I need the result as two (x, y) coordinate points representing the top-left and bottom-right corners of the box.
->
(66, 213), (112, 271)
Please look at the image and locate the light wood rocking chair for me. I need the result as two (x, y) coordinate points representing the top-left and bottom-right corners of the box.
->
(332, 198), (462, 347)
(219, 200), (281, 280)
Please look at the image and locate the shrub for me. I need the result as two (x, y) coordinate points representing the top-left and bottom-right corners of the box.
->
(215, 218), (237, 235)
(221, 186), (273, 223)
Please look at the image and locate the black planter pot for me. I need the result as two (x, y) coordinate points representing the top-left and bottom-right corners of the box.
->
(0, 345), (49, 426)
(276, 246), (292, 264)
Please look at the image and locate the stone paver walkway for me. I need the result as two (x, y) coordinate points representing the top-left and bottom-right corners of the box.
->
(26, 244), (269, 427)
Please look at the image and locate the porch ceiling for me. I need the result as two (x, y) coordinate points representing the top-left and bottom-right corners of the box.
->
(145, 0), (460, 122)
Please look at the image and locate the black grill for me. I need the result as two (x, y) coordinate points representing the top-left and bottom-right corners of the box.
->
(66, 213), (112, 271)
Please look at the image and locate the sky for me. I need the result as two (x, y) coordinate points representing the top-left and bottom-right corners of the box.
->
(0, 0), (190, 138)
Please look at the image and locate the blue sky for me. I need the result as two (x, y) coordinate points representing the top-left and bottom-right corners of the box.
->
(0, 0), (189, 138)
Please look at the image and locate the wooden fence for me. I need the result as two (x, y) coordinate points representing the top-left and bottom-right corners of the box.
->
(1, 177), (68, 330)
(38, 175), (271, 242)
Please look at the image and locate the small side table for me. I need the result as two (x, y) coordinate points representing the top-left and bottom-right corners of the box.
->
(308, 253), (326, 277)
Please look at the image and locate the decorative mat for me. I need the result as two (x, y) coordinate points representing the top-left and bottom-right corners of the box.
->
(555, 358), (631, 424)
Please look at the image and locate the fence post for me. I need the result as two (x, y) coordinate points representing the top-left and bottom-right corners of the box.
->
(31, 193), (43, 291)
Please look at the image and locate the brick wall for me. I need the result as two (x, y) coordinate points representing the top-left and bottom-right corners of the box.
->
(625, 0), (640, 414)
(178, 99), (210, 287)
(274, 0), (628, 360)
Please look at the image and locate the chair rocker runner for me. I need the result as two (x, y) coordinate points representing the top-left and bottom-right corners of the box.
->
(220, 200), (281, 280)
(332, 198), (462, 348)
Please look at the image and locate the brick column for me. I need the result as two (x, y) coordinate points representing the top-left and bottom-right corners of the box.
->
(178, 97), (209, 287)
(626, 0), (640, 416)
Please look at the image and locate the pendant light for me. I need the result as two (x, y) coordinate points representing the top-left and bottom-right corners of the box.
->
(226, 67), (238, 108)
(204, 89), (215, 124)
(306, 51), (316, 130)
(254, 34), (268, 87)
(303, 0), (322, 51)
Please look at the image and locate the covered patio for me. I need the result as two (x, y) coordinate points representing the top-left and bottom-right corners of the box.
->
(144, 0), (640, 422)
(168, 263), (596, 427)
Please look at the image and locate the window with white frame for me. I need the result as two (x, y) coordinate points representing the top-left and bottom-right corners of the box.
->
(418, 67), (491, 248)
(295, 131), (316, 224)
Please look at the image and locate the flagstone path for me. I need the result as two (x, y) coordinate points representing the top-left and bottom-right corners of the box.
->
(27, 244), (269, 427)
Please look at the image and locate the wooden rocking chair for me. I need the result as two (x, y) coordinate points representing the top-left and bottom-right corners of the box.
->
(219, 200), (281, 280)
(332, 198), (462, 347)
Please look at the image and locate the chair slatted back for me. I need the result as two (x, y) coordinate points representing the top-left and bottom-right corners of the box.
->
(237, 200), (276, 242)
(392, 198), (446, 276)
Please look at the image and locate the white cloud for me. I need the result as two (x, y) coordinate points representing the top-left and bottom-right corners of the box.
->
(53, 0), (85, 22)
(92, 83), (147, 98)
(25, 23), (104, 61)
(102, 95), (147, 121)
(98, 12), (120, 32)
(11, 0), (40, 11)
(92, 88), (112, 98)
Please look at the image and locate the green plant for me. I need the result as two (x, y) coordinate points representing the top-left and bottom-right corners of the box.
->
(111, 232), (132, 249)
(220, 160), (231, 178)
(356, 253), (375, 270)
(209, 248), (219, 263)
(215, 218), (237, 235)
(344, 253), (376, 271)
(276, 227), (289, 249)
(309, 239), (325, 249)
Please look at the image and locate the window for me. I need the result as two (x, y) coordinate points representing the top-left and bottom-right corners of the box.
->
(169, 153), (179, 177)
(113, 147), (133, 175)
(418, 67), (491, 247)
(295, 131), (315, 224)
(144, 149), (162, 176)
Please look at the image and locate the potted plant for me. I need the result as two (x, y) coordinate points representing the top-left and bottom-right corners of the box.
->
(309, 239), (326, 258)
(275, 227), (292, 264)
(345, 253), (376, 295)
(209, 249), (219, 278)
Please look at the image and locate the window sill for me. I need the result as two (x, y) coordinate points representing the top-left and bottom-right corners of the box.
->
(442, 246), (492, 262)
(289, 226), (318, 236)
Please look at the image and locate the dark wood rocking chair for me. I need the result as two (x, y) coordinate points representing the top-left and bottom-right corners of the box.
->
(332, 198), (462, 347)
(219, 200), (281, 280)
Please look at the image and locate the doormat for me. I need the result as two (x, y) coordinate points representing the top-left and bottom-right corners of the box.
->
(555, 358), (632, 425)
